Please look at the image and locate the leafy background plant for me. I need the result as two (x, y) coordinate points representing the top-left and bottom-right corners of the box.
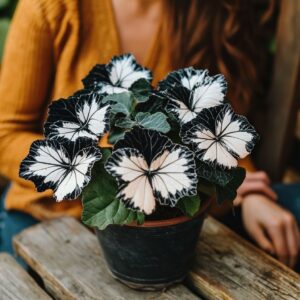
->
(0, 0), (18, 62)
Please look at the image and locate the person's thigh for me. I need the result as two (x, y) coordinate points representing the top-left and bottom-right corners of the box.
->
(273, 183), (300, 224)
(0, 189), (39, 254)
(273, 183), (300, 271)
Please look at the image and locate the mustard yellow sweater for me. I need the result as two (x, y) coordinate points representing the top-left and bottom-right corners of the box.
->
(0, 0), (254, 220)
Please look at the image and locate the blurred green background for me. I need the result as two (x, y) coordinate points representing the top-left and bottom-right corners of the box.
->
(0, 0), (18, 62)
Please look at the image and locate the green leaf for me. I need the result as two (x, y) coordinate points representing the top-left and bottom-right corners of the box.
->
(114, 117), (136, 129)
(99, 148), (112, 162)
(130, 78), (152, 102)
(197, 167), (246, 204)
(197, 162), (234, 187)
(104, 92), (135, 116)
(136, 212), (145, 225)
(0, 0), (18, 17)
(0, 0), (10, 9)
(136, 93), (166, 114)
(0, 18), (10, 61)
(215, 167), (246, 204)
(269, 37), (276, 54)
(4, 0), (18, 17)
(108, 129), (125, 144)
(114, 112), (172, 131)
(135, 112), (171, 133)
(197, 178), (216, 197)
(82, 154), (145, 230)
(177, 195), (201, 217)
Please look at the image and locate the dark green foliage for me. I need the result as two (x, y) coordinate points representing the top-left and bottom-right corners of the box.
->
(177, 195), (201, 217)
(0, 0), (18, 61)
(82, 150), (145, 230)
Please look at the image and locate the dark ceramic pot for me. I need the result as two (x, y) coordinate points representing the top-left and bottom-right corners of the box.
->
(95, 198), (212, 291)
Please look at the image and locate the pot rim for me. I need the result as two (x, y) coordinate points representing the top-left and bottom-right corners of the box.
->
(127, 197), (213, 228)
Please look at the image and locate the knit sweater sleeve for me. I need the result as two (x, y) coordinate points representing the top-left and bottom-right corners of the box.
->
(0, 0), (54, 187)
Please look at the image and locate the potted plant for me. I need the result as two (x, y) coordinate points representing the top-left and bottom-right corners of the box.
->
(19, 54), (259, 290)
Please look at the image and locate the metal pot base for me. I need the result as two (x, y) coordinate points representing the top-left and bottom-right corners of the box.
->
(109, 269), (186, 291)
(96, 198), (212, 291)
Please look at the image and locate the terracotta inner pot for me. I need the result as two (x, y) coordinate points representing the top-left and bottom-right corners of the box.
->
(127, 196), (213, 228)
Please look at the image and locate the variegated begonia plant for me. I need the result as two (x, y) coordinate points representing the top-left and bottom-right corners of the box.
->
(19, 54), (259, 229)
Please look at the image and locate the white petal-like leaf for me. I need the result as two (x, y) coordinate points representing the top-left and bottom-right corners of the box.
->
(181, 104), (259, 168)
(105, 127), (197, 214)
(159, 67), (227, 124)
(19, 139), (102, 201)
(44, 91), (110, 142)
(83, 54), (152, 94)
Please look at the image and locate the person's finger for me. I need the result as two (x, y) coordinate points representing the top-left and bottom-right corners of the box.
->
(250, 224), (275, 255)
(292, 221), (300, 264)
(233, 195), (243, 206)
(283, 213), (299, 268)
(238, 181), (277, 201)
(246, 171), (270, 185)
(267, 221), (289, 265)
(295, 222), (300, 250)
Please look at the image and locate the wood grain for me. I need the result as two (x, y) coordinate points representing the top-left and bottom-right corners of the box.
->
(257, 0), (300, 180)
(0, 253), (51, 300)
(13, 217), (200, 300)
(188, 216), (300, 300)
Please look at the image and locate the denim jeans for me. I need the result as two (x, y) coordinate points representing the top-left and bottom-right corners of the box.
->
(273, 183), (300, 224)
(0, 188), (38, 258)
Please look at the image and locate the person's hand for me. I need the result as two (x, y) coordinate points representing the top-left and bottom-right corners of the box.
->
(234, 171), (277, 206)
(241, 193), (300, 268)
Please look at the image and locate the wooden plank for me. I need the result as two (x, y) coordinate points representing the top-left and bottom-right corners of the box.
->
(0, 253), (51, 300)
(13, 217), (200, 300)
(187, 217), (300, 300)
(257, 0), (300, 180)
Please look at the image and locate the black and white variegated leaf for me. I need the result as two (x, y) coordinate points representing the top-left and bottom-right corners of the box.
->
(158, 67), (227, 93)
(164, 83), (226, 124)
(130, 78), (152, 102)
(158, 67), (210, 91)
(82, 54), (152, 94)
(215, 167), (246, 203)
(44, 91), (111, 143)
(158, 68), (227, 124)
(105, 127), (198, 214)
(181, 104), (259, 169)
(197, 161), (234, 187)
(113, 126), (169, 165)
(19, 139), (102, 201)
(197, 161), (246, 190)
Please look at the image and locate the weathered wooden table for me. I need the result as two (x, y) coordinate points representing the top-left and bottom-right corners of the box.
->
(0, 216), (299, 300)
